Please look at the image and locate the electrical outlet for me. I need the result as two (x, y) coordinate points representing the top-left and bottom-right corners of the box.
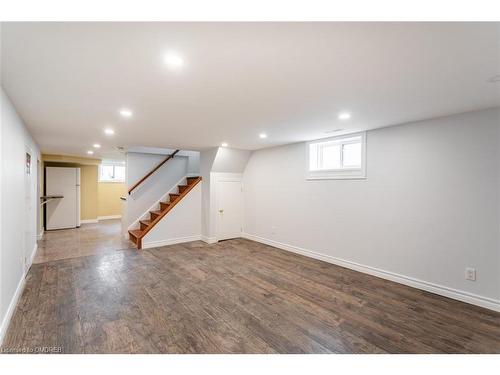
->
(465, 268), (476, 281)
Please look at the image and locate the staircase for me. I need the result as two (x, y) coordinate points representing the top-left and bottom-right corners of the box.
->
(128, 176), (202, 249)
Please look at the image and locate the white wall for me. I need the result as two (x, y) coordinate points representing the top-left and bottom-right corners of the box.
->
(199, 147), (251, 242)
(142, 182), (202, 248)
(212, 147), (251, 173)
(125, 152), (190, 231)
(200, 148), (218, 241)
(0, 87), (41, 343)
(243, 108), (500, 310)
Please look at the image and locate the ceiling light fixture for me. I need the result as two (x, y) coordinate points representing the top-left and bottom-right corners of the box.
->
(221, 142), (228, 147)
(104, 128), (115, 136)
(259, 133), (267, 139)
(87, 150), (94, 155)
(93, 143), (101, 148)
(338, 112), (351, 120)
(164, 51), (184, 70)
(119, 108), (133, 118)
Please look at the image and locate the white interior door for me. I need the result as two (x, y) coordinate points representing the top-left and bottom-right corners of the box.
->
(46, 167), (77, 230)
(216, 179), (243, 241)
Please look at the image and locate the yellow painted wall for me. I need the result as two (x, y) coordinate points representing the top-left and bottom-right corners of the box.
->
(98, 182), (125, 217)
(42, 154), (124, 224)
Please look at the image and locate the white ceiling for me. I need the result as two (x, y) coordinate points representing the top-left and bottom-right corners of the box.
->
(1, 22), (499, 159)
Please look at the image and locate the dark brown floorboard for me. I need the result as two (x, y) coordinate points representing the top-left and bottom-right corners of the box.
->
(2, 238), (500, 353)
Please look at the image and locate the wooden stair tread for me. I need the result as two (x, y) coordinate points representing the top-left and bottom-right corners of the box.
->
(129, 229), (143, 238)
(132, 176), (202, 250)
(186, 176), (200, 185)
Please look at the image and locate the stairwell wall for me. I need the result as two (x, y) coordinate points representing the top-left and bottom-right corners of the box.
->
(125, 152), (190, 232)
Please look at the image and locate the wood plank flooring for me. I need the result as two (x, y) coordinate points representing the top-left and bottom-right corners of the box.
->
(3, 236), (500, 353)
(34, 219), (134, 264)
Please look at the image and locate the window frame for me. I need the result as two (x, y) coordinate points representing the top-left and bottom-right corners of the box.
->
(98, 162), (126, 183)
(306, 131), (367, 180)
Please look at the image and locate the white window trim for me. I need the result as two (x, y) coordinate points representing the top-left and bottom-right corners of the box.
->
(306, 131), (367, 180)
(98, 162), (126, 183)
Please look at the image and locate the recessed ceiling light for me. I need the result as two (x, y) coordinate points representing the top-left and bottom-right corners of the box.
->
(104, 128), (115, 135)
(338, 112), (351, 120)
(119, 108), (133, 118)
(221, 142), (228, 147)
(93, 143), (101, 148)
(259, 133), (267, 139)
(87, 150), (94, 155)
(164, 51), (184, 70)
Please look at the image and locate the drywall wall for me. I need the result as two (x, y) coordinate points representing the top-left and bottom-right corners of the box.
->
(212, 147), (251, 173)
(142, 182), (202, 248)
(43, 161), (99, 221)
(199, 147), (251, 241)
(200, 148), (218, 241)
(243, 108), (500, 310)
(125, 152), (190, 230)
(0, 88), (41, 344)
(98, 182), (125, 218)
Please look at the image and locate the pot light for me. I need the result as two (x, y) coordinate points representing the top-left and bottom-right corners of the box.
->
(338, 112), (351, 120)
(93, 143), (101, 148)
(164, 51), (184, 70)
(259, 133), (267, 139)
(119, 108), (133, 118)
(221, 142), (228, 147)
(87, 150), (94, 155)
(104, 128), (115, 136)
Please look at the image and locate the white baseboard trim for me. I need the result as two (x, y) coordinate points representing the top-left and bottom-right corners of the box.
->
(98, 215), (122, 220)
(1, 241), (41, 345)
(0, 272), (27, 346)
(28, 243), (38, 268)
(142, 234), (202, 249)
(201, 235), (217, 244)
(242, 232), (500, 313)
(37, 230), (44, 240)
(80, 219), (98, 224)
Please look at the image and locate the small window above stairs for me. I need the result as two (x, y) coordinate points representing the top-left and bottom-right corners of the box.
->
(128, 176), (201, 249)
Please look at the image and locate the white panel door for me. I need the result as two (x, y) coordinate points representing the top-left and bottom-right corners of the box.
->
(46, 167), (77, 230)
(216, 179), (243, 240)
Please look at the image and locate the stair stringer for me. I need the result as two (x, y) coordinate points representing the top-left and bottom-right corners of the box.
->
(127, 175), (188, 232)
(141, 182), (202, 249)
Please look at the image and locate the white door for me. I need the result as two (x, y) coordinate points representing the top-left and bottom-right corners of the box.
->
(216, 179), (243, 240)
(46, 167), (77, 230)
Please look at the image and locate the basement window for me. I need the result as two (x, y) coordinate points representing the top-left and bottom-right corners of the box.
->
(306, 132), (366, 180)
(99, 162), (125, 183)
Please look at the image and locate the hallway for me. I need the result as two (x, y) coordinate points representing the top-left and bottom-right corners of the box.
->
(35, 219), (133, 263)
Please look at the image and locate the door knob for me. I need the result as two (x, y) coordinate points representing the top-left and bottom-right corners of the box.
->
(219, 209), (224, 213)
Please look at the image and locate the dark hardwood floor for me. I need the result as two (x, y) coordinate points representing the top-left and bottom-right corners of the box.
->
(2, 237), (500, 353)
